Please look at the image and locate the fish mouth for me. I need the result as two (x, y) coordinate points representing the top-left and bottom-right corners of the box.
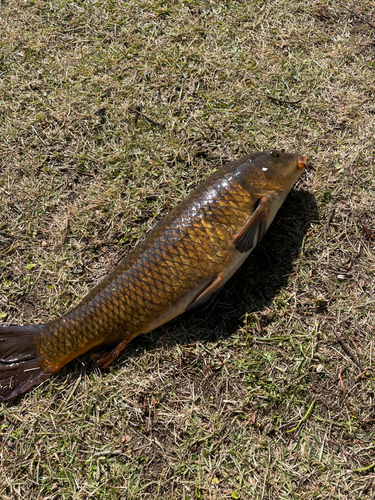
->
(297, 156), (308, 171)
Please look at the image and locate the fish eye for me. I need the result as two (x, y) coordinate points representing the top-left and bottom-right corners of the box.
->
(268, 150), (280, 158)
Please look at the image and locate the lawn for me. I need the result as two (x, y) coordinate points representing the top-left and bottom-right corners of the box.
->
(1, 0), (375, 498)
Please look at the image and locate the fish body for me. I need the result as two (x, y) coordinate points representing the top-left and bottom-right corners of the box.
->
(0, 150), (307, 400)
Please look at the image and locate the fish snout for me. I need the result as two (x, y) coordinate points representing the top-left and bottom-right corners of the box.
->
(297, 156), (308, 171)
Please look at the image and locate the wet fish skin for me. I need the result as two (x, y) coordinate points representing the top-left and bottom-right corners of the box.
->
(0, 150), (307, 400)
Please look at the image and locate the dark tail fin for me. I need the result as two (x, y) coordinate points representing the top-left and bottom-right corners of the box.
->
(0, 325), (52, 401)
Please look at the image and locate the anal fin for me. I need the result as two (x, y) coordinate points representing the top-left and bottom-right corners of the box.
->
(92, 338), (132, 369)
(233, 196), (270, 253)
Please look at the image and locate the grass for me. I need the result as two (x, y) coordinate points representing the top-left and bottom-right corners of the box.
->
(1, 0), (375, 498)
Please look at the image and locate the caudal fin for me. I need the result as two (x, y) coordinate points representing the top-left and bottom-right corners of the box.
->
(0, 325), (52, 401)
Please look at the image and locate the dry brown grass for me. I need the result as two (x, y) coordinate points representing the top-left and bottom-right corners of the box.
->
(1, 0), (375, 498)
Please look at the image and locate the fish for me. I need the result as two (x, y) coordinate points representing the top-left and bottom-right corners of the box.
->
(0, 150), (307, 401)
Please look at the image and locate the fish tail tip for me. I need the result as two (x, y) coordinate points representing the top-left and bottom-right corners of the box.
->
(0, 324), (52, 401)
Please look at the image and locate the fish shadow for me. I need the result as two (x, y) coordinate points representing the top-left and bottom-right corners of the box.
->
(21, 189), (318, 398)
(125, 188), (319, 353)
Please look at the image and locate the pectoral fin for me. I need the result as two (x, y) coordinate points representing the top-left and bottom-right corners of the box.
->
(233, 197), (270, 253)
(185, 275), (224, 311)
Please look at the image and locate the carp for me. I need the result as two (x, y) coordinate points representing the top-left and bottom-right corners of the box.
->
(0, 150), (307, 400)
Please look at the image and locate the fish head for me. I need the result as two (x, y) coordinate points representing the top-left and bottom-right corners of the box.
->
(237, 150), (307, 194)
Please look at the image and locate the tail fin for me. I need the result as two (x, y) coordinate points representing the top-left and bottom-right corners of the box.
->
(0, 325), (52, 401)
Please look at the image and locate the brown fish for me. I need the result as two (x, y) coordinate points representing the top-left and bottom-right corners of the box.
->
(0, 150), (307, 400)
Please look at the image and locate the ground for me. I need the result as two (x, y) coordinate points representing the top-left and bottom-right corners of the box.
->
(1, 0), (375, 498)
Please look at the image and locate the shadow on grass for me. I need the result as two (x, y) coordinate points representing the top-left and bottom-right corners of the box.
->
(115, 188), (318, 358)
(155, 188), (319, 346)
(6, 189), (318, 404)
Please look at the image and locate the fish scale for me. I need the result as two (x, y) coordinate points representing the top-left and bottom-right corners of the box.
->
(0, 150), (307, 400)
